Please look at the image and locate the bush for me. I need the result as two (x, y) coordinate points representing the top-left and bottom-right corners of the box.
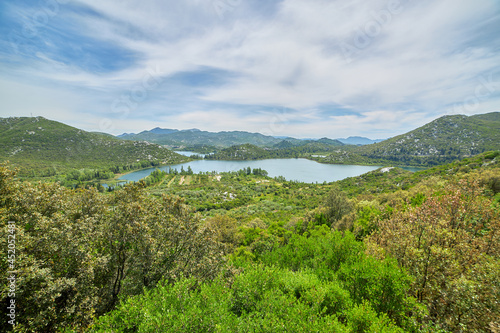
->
(259, 227), (423, 330)
(93, 264), (407, 332)
(367, 180), (500, 331)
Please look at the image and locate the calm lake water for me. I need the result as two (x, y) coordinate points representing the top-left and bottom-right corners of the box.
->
(117, 150), (423, 183)
(118, 152), (425, 184)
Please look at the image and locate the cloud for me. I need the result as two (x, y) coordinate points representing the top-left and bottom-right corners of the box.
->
(0, 0), (499, 138)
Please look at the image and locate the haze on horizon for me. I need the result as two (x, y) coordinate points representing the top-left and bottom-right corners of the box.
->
(0, 0), (499, 139)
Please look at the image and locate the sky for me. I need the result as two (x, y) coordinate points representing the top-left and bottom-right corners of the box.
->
(0, 0), (499, 139)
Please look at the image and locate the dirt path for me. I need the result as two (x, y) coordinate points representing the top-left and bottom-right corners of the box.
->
(156, 175), (170, 187)
(166, 176), (176, 187)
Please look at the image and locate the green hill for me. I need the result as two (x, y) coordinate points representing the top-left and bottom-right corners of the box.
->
(0, 117), (188, 176)
(207, 139), (344, 160)
(317, 112), (500, 166)
(205, 143), (271, 160)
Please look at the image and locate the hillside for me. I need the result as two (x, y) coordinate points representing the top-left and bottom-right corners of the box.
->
(0, 117), (189, 176)
(206, 139), (344, 160)
(119, 128), (291, 148)
(317, 112), (500, 166)
(205, 144), (272, 160)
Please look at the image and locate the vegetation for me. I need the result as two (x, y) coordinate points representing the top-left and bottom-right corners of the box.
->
(0, 166), (224, 332)
(206, 140), (343, 160)
(0, 117), (189, 177)
(193, 112), (500, 167)
(367, 180), (499, 332)
(173, 144), (218, 154)
(1, 115), (499, 332)
(93, 231), (422, 332)
(118, 112), (500, 168)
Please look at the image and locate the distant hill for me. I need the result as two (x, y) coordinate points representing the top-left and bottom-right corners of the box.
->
(119, 128), (371, 149)
(148, 127), (179, 135)
(317, 112), (500, 166)
(205, 144), (271, 160)
(273, 138), (344, 149)
(317, 137), (344, 145)
(207, 139), (344, 160)
(118, 128), (292, 148)
(0, 117), (188, 176)
(337, 136), (385, 145)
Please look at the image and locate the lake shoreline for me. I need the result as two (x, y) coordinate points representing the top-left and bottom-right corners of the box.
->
(113, 153), (427, 185)
(116, 157), (384, 184)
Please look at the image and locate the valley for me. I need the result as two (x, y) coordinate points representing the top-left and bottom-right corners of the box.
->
(0, 113), (499, 332)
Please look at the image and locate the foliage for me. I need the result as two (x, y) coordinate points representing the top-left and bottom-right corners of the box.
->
(0, 164), (224, 332)
(337, 150), (499, 196)
(350, 112), (500, 166)
(0, 117), (188, 177)
(92, 262), (410, 333)
(367, 180), (500, 331)
(1, 148), (499, 332)
(204, 215), (242, 254)
(206, 141), (344, 161)
(323, 187), (354, 227)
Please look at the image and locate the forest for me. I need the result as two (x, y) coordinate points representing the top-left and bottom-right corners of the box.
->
(0, 151), (499, 332)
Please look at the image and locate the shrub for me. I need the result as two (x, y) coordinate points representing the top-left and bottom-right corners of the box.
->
(367, 180), (500, 331)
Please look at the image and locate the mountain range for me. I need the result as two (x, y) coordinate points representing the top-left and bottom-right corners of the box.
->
(118, 129), (295, 148)
(118, 129), (381, 148)
(175, 112), (499, 166)
(337, 136), (385, 145)
(0, 112), (498, 176)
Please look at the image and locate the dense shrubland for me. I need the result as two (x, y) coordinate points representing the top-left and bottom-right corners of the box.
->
(0, 164), (224, 332)
(0, 151), (499, 332)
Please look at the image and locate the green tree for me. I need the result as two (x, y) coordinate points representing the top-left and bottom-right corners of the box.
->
(323, 187), (354, 227)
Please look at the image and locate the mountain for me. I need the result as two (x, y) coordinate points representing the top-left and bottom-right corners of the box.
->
(118, 128), (363, 149)
(118, 129), (288, 148)
(337, 136), (385, 145)
(273, 138), (344, 148)
(350, 112), (500, 165)
(316, 137), (344, 145)
(116, 132), (137, 138)
(207, 139), (344, 160)
(148, 127), (179, 135)
(205, 143), (271, 160)
(0, 117), (188, 176)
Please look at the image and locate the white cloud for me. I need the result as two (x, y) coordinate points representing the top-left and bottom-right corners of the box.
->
(1, 0), (499, 138)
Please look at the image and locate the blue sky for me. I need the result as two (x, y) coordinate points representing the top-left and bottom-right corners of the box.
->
(1, 0), (499, 138)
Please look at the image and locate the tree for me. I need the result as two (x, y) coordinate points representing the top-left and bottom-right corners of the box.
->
(205, 215), (242, 254)
(323, 187), (354, 228)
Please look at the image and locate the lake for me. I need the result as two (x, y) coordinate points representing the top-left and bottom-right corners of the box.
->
(117, 154), (415, 183)
(174, 151), (207, 157)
